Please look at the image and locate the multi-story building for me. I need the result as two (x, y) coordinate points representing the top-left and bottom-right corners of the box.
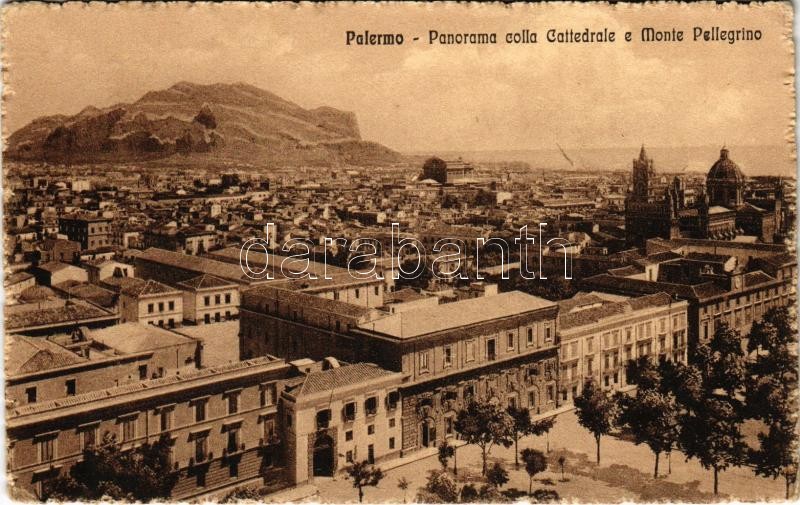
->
(6, 324), (200, 407)
(143, 226), (217, 255)
(177, 274), (240, 324)
(556, 292), (689, 404)
(116, 278), (184, 328)
(58, 215), (111, 250)
(240, 289), (560, 454)
(582, 240), (794, 351)
(281, 360), (404, 483)
(7, 356), (290, 500)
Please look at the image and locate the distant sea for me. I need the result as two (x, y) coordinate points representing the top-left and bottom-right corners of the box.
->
(412, 145), (796, 178)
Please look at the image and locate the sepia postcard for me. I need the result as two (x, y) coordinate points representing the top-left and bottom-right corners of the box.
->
(1, 1), (797, 503)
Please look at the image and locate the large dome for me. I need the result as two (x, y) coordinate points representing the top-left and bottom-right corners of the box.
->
(707, 147), (745, 182)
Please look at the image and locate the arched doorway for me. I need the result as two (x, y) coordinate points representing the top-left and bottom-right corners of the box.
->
(313, 434), (334, 477)
(421, 418), (436, 448)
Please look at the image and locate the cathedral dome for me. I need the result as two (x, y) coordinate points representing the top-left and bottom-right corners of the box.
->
(707, 147), (745, 182)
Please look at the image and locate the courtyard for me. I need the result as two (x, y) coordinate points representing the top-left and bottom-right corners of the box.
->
(307, 410), (788, 503)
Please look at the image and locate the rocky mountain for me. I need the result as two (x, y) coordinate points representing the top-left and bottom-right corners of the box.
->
(5, 82), (402, 166)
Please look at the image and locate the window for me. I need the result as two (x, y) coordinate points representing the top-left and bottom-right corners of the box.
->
(547, 385), (554, 402)
(229, 462), (239, 479)
(487, 338), (496, 360)
(160, 408), (172, 432)
(544, 325), (552, 342)
(419, 351), (429, 371)
(587, 337), (593, 353)
(528, 391), (536, 406)
(346, 450), (354, 463)
(158, 302), (164, 312)
(389, 437), (395, 449)
(228, 392), (239, 415)
(445, 416), (454, 435)
(215, 294), (221, 305)
(368, 425), (375, 435)
(443, 346), (453, 367)
(365, 396), (378, 416)
(225, 293), (231, 304)
(466, 339), (476, 361)
(262, 418), (276, 442)
(168, 318), (175, 328)
(82, 425), (98, 450)
(215, 312), (221, 322)
(387, 391), (400, 410)
(168, 301), (175, 311)
(507, 332), (515, 349)
(570, 342), (578, 358)
(343, 402), (356, 422)
(122, 416), (136, 442)
(38, 436), (55, 463)
(316, 409), (331, 430)
(148, 303), (154, 314)
(139, 365), (148, 380)
(227, 428), (239, 453)
(195, 435), (208, 462)
(195, 399), (207, 423)
(527, 327), (534, 344)
(334, 291), (340, 301)
(346, 430), (353, 441)
(587, 357), (594, 374)
(389, 418), (396, 428)
(204, 296), (210, 306)
(65, 379), (76, 396)
(355, 288), (360, 299)
(261, 383), (277, 407)
(374, 286), (380, 296)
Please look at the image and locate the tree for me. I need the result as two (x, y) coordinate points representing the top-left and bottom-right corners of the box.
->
(397, 477), (410, 504)
(454, 400), (514, 475)
(746, 309), (798, 499)
(44, 432), (177, 501)
(416, 469), (458, 503)
(616, 388), (680, 478)
(529, 416), (556, 453)
(573, 379), (616, 464)
(751, 421), (798, 500)
(437, 440), (455, 471)
(344, 460), (384, 503)
(486, 462), (509, 489)
(521, 448), (547, 495)
(679, 397), (747, 495)
(507, 405), (532, 468)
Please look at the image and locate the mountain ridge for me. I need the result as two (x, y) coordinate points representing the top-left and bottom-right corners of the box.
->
(5, 81), (402, 167)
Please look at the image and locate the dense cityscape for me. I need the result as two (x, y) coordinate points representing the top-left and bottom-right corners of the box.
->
(4, 135), (797, 502)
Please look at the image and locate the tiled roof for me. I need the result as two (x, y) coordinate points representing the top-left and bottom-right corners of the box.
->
(244, 286), (374, 319)
(607, 265), (644, 277)
(88, 323), (195, 354)
(6, 300), (115, 331)
(296, 363), (396, 396)
(385, 288), (429, 304)
(744, 270), (775, 287)
(177, 274), (236, 290)
(119, 278), (179, 297)
(137, 248), (253, 284)
(559, 292), (677, 331)
(53, 281), (117, 308)
(581, 274), (726, 301)
(6, 335), (87, 376)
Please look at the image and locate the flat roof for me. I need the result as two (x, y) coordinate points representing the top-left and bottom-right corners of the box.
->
(361, 291), (555, 339)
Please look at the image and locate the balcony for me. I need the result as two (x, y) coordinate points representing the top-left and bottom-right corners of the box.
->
(188, 451), (214, 467)
(223, 442), (246, 458)
(259, 435), (281, 447)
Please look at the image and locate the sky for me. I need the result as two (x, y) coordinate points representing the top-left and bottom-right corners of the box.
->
(2, 2), (795, 155)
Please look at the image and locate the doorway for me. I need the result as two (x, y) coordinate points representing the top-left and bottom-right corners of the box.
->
(313, 434), (334, 477)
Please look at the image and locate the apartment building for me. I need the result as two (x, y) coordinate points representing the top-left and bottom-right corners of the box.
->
(177, 274), (240, 324)
(7, 357), (290, 500)
(58, 216), (111, 250)
(557, 292), (689, 404)
(116, 278), (184, 328)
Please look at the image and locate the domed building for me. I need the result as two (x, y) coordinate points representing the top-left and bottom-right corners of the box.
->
(706, 147), (745, 208)
(625, 145), (784, 246)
